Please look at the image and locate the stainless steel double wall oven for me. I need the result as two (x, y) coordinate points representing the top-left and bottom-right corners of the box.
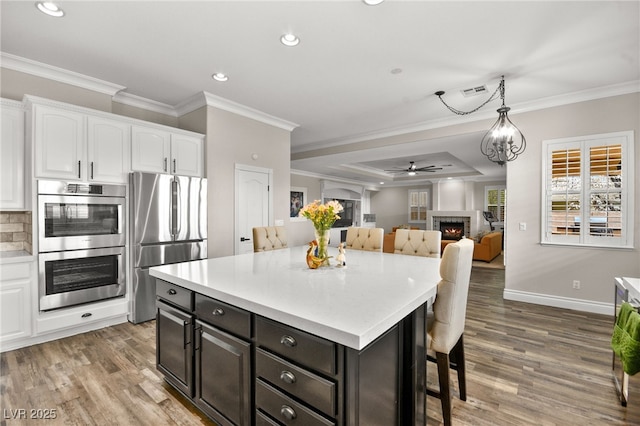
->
(37, 180), (126, 311)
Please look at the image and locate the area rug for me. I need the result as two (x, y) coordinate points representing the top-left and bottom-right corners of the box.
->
(472, 252), (505, 270)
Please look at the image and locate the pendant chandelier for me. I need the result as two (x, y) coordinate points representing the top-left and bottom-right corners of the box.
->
(435, 76), (526, 166)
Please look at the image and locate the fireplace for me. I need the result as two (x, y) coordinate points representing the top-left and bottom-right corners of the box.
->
(440, 222), (464, 240)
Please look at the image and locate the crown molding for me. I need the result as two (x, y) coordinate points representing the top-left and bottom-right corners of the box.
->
(111, 91), (177, 117)
(201, 91), (299, 132)
(1, 52), (126, 96)
(291, 79), (640, 154)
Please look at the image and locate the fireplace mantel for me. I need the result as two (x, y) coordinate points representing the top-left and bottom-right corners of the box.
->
(426, 210), (483, 238)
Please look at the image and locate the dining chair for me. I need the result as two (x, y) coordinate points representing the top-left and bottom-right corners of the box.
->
(252, 226), (288, 252)
(426, 237), (474, 426)
(344, 227), (384, 252)
(393, 229), (441, 258)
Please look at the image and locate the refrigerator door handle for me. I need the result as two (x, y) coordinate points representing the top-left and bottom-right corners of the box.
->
(170, 179), (177, 238)
(175, 179), (182, 236)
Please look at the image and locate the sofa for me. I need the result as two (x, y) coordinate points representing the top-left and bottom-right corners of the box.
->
(472, 232), (503, 262)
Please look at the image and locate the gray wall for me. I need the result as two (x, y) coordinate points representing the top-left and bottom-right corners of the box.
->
(503, 93), (639, 309)
(206, 106), (291, 258)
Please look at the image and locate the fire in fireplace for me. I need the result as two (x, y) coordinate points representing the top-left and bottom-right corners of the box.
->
(440, 222), (464, 240)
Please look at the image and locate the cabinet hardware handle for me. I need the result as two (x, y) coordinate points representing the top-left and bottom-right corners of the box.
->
(212, 308), (225, 316)
(81, 313), (92, 318)
(168, 289), (177, 295)
(78, 160), (81, 179)
(164, 157), (168, 172)
(280, 405), (297, 420)
(173, 158), (176, 173)
(183, 320), (191, 348)
(280, 335), (297, 348)
(91, 162), (94, 179)
(280, 370), (296, 384)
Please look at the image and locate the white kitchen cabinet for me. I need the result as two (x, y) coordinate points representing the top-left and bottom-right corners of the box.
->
(171, 133), (203, 177)
(132, 124), (203, 177)
(0, 260), (33, 346)
(131, 124), (171, 174)
(33, 104), (85, 180)
(33, 104), (131, 184)
(0, 99), (25, 209)
(87, 115), (131, 183)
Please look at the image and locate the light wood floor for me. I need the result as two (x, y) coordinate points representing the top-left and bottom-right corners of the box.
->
(1, 268), (638, 425)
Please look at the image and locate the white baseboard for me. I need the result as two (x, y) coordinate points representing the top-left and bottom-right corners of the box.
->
(503, 289), (614, 316)
(0, 315), (128, 353)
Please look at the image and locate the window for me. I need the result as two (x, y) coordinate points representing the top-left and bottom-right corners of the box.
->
(408, 189), (429, 223)
(485, 186), (506, 226)
(542, 131), (634, 248)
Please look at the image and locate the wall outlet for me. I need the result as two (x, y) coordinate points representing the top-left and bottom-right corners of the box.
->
(572, 280), (581, 289)
(275, 219), (284, 226)
(519, 222), (526, 231)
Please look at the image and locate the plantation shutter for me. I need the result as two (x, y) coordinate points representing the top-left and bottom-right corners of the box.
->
(542, 132), (633, 248)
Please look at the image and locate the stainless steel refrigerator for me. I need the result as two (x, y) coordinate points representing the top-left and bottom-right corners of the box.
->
(129, 172), (207, 323)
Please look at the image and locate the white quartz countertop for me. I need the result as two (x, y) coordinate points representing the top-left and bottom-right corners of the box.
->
(622, 277), (640, 302)
(150, 246), (441, 350)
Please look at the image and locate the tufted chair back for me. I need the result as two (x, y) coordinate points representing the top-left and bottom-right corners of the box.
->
(393, 229), (441, 258)
(428, 237), (474, 353)
(425, 237), (474, 426)
(252, 226), (288, 252)
(344, 227), (384, 252)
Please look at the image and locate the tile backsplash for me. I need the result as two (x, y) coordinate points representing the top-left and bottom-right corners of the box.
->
(0, 211), (32, 253)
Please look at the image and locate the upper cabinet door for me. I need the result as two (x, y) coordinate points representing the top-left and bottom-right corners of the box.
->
(34, 105), (85, 180)
(0, 101), (25, 209)
(171, 134), (203, 177)
(131, 125), (171, 174)
(87, 116), (131, 183)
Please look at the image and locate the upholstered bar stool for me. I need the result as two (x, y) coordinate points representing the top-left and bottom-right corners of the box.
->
(252, 226), (288, 252)
(393, 229), (442, 258)
(344, 227), (384, 252)
(426, 237), (474, 426)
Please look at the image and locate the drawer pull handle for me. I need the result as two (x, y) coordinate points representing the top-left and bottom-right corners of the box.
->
(212, 308), (225, 316)
(81, 313), (92, 318)
(280, 370), (296, 384)
(280, 405), (297, 420)
(167, 289), (177, 295)
(280, 335), (297, 348)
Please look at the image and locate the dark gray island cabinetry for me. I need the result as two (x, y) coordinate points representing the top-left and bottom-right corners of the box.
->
(151, 247), (441, 425)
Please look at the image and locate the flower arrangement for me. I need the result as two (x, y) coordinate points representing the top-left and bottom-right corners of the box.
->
(299, 200), (343, 267)
(298, 199), (344, 232)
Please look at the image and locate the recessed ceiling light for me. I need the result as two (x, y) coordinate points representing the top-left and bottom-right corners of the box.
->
(212, 73), (228, 82)
(379, 182), (385, 185)
(363, 0), (384, 5)
(36, 1), (65, 17)
(280, 33), (300, 47)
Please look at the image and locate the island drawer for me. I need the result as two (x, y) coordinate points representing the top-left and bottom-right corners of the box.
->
(256, 380), (336, 426)
(256, 348), (336, 417)
(195, 294), (251, 339)
(156, 280), (193, 311)
(255, 317), (336, 375)
(256, 410), (280, 426)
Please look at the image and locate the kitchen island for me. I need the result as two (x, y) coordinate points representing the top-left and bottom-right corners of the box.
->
(150, 246), (441, 426)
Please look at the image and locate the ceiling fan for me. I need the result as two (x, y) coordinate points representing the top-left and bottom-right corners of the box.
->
(384, 161), (444, 175)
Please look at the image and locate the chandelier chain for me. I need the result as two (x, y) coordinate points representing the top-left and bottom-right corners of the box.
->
(435, 76), (505, 116)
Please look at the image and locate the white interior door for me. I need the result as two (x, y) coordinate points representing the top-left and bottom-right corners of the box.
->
(235, 165), (271, 254)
